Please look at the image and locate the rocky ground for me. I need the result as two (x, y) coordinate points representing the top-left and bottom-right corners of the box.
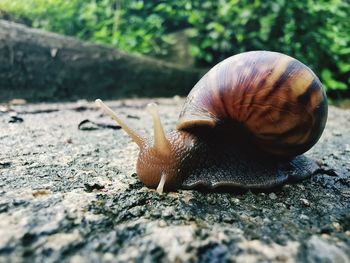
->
(0, 98), (349, 263)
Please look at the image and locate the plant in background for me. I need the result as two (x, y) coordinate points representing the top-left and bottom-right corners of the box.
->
(187, 0), (350, 96)
(0, 0), (349, 95)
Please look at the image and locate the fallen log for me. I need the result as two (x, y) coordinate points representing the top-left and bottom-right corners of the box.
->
(0, 20), (203, 102)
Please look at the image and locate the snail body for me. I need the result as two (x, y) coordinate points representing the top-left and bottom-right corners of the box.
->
(96, 51), (327, 193)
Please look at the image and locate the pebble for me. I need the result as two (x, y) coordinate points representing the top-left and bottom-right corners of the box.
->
(299, 214), (309, 221)
(232, 198), (240, 204)
(158, 220), (167, 227)
(162, 207), (174, 218)
(332, 222), (341, 231)
(300, 198), (310, 207)
(269, 193), (277, 200)
(263, 217), (271, 223)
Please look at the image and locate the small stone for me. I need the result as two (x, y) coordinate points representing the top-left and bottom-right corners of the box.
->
(162, 207), (174, 218)
(129, 207), (143, 217)
(269, 193), (277, 200)
(298, 185), (306, 190)
(263, 217), (271, 223)
(332, 222), (341, 231)
(232, 198), (240, 204)
(299, 214), (309, 221)
(300, 198), (310, 207)
(240, 214), (250, 222)
(158, 220), (167, 227)
(173, 95), (181, 102)
(182, 192), (193, 204)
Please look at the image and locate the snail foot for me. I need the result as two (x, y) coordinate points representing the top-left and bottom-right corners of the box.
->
(180, 139), (319, 190)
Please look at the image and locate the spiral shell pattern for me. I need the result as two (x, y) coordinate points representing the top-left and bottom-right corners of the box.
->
(177, 51), (328, 156)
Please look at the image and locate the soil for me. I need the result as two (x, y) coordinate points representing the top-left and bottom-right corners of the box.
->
(0, 98), (349, 262)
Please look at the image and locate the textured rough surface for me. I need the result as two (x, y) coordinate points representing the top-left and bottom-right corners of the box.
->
(0, 98), (349, 262)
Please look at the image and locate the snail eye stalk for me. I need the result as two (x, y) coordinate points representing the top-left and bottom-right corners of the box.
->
(146, 103), (171, 157)
(95, 99), (145, 147)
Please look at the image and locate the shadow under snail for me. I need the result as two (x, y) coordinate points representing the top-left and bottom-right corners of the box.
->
(95, 51), (328, 194)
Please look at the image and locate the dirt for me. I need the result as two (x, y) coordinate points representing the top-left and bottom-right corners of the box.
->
(0, 98), (349, 262)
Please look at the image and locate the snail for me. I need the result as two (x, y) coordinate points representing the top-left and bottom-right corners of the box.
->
(95, 51), (327, 194)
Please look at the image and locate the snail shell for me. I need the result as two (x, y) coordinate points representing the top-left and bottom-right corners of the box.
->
(178, 51), (327, 157)
(96, 51), (327, 193)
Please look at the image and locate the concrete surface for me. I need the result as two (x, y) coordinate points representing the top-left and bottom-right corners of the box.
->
(0, 98), (349, 262)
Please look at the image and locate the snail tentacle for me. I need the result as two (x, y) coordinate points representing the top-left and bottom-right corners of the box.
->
(146, 103), (171, 157)
(156, 173), (167, 194)
(95, 99), (145, 147)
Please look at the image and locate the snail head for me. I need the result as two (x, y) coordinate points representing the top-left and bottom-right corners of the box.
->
(95, 99), (186, 193)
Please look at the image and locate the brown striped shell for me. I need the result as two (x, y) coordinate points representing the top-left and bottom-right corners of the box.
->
(177, 51), (328, 157)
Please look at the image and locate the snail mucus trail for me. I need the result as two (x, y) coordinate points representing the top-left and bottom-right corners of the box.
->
(95, 51), (328, 194)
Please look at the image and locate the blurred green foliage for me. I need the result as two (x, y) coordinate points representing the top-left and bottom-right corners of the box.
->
(0, 0), (349, 95)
